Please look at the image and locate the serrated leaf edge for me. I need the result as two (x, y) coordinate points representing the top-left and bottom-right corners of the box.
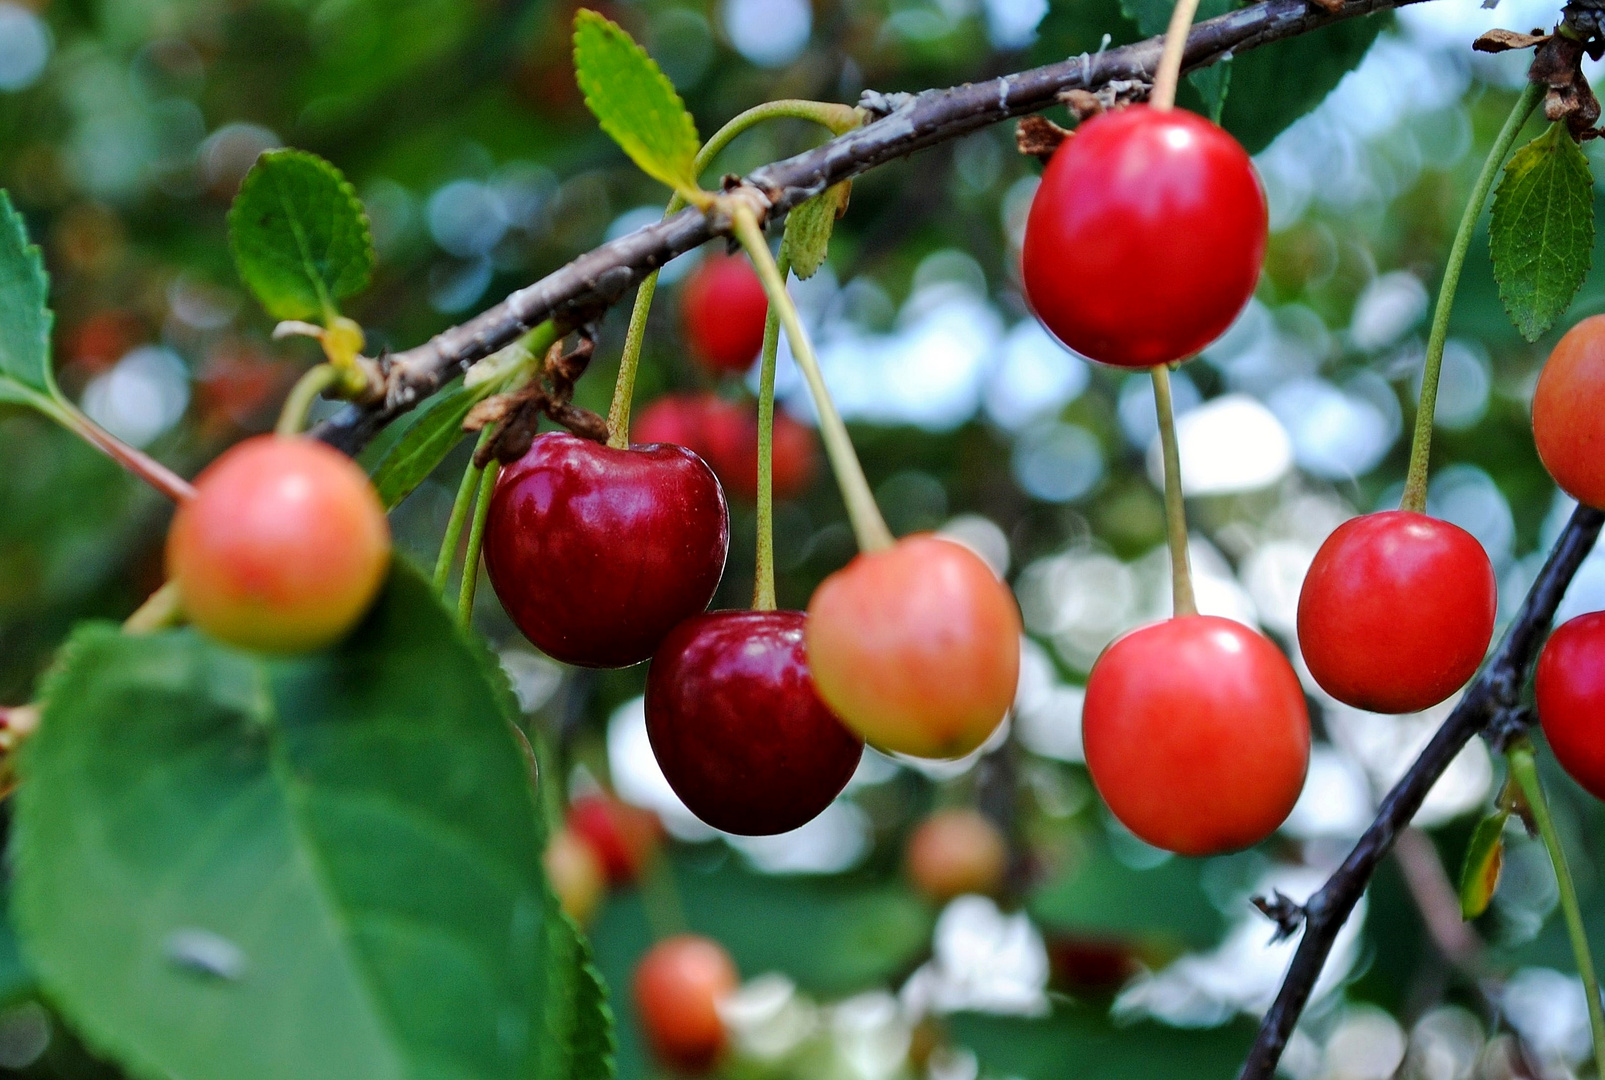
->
(0, 189), (62, 408)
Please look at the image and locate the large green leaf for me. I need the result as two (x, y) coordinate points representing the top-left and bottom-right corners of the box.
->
(228, 149), (375, 322)
(572, 10), (701, 197)
(1220, 14), (1385, 155)
(0, 190), (60, 412)
(13, 562), (563, 1080)
(369, 379), (483, 509)
(1491, 121), (1596, 342)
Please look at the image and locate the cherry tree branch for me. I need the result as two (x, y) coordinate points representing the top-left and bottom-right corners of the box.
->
(312, 0), (1426, 452)
(1238, 504), (1605, 1080)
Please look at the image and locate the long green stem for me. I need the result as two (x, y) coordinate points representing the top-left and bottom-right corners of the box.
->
(730, 204), (893, 553)
(1508, 740), (1605, 1078)
(1151, 366), (1197, 616)
(752, 253), (790, 611)
(275, 363), (344, 437)
(1401, 82), (1542, 513)
(605, 100), (863, 447)
(435, 429), (494, 594)
(458, 455), (500, 626)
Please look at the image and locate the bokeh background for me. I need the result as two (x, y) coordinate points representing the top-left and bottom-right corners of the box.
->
(5, 0), (1605, 1075)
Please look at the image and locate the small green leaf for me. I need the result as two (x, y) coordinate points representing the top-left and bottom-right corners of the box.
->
(228, 149), (375, 323)
(781, 184), (850, 281)
(573, 10), (701, 196)
(0, 190), (61, 413)
(370, 380), (486, 509)
(1190, 59), (1230, 124)
(1458, 809), (1509, 920)
(1491, 121), (1596, 342)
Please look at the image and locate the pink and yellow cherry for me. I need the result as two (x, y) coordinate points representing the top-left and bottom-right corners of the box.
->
(646, 610), (862, 835)
(681, 253), (769, 375)
(634, 935), (739, 1075)
(544, 826), (606, 924)
(806, 535), (1021, 759)
(1537, 611), (1605, 801)
(566, 792), (663, 887)
(1297, 511), (1496, 715)
(1083, 615), (1309, 856)
(165, 435), (391, 653)
(905, 808), (1008, 901)
(482, 432), (729, 668)
(1022, 105), (1267, 368)
(1534, 314), (1605, 508)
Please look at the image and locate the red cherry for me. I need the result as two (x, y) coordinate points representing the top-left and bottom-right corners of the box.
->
(483, 432), (729, 668)
(166, 435), (391, 653)
(1534, 314), (1605, 508)
(806, 535), (1022, 759)
(905, 808), (1008, 901)
(635, 394), (819, 502)
(646, 610), (863, 835)
(1537, 611), (1605, 800)
(1022, 105), (1267, 368)
(1083, 615), (1309, 856)
(567, 792), (663, 886)
(633, 394), (713, 455)
(634, 935), (739, 1075)
(1297, 511), (1496, 715)
(681, 253), (769, 375)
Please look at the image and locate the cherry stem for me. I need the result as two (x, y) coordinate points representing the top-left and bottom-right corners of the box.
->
(44, 397), (196, 503)
(752, 252), (791, 612)
(1150, 0), (1204, 111)
(1152, 365), (1197, 617)
(1506, 739), (1605, 1078)
(435, 428), (495, 595)
(124, 580), (185, 635)
(730, 204), (893, 553)
(458, 454), (500, 627)
(275, 364), (345, 437)
(605, 100), (863, 449)
(1400, 81), (1542, 514)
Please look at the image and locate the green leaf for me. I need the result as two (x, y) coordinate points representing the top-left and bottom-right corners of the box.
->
(1458, 809), (1509, 920)
(1220, 14), (1386, 155)
(228, 149), (375, 322)
(1190, 59), (1230, 124)
(1115, 0), (1234, 118)
(0, 190), (61, 413)
(545, 915), (616, 1080)
(781, 184), (850, 281)
(13, 561), (563, 1080)
(572, 10), (701, 196)
(1491, 121), (1596, 342)
(369, 380), (484, 508)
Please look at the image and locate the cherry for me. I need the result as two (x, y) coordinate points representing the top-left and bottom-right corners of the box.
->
(646, 611), (862, 835)
(634, 935), (739, 1075)
(166, 435), (391, 653)
(634, 393), (818, 502)
(681, 253), (769, 375)
(544, 825), (606, 924)
(1297, 511), (1496, 715)
(483, 432), (729, 668)
(1536, 611), (1605, 801)
(1022, 105), (1267, 368)
(1083, 615), (1309, 856)
(1533, 314), (1605, 508)
(567, 792), (663, 886)
(905, 808), (1008, 901)
(805, 535), (1021, 759)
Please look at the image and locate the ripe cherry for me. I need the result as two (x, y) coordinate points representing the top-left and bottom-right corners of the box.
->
(1022, 105), (1267, 368)
(634, 935), (739, 1075)
(483, 432), (729, 668)
(1083, 615), (1309, 856)
(1536, 611), (1605, 801)
(681, 253), (769, 375)
(1533, 314), (1605, 508)
(806, 535), (1022, 759)
(1297, 511), (1496, 715)
(166, 435), (391, 653)
(567, 792), (663, 886)
(634, 394), (818, 502)
(545, 826), (606, 924)
(905, 808), (1008, 901)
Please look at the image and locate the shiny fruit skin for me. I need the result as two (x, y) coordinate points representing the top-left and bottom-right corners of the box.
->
(635, 394), (818, 501)
(1083, 615), (1309, 856)
(1534, 315), (1605, 508)
(567, 792), (662, 886)
(806, 535), (1022, 759)
(483, 432), (729, 668)
(1022, 106), (1267, 368)
(166, 435), (391, 653)
(905, 808), (1008, 901)
(544, 826), (606, 924)
(646, 610), (863, 835)
(634, 935), (739, 1075)
(682, 254), (769, 375)
(1297, 511), (1496, 714)
(1537, 612), (1605, 800)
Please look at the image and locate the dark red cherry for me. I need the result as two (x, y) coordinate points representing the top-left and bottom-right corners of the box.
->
(483, 432), (729, 668)
(645, 610), (863, 835)
(682, 254), (769, 375)
(1297, 510), (1496, 715)
(1022, 105), (1267, 368)
(1537, 611), (1605, 801)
